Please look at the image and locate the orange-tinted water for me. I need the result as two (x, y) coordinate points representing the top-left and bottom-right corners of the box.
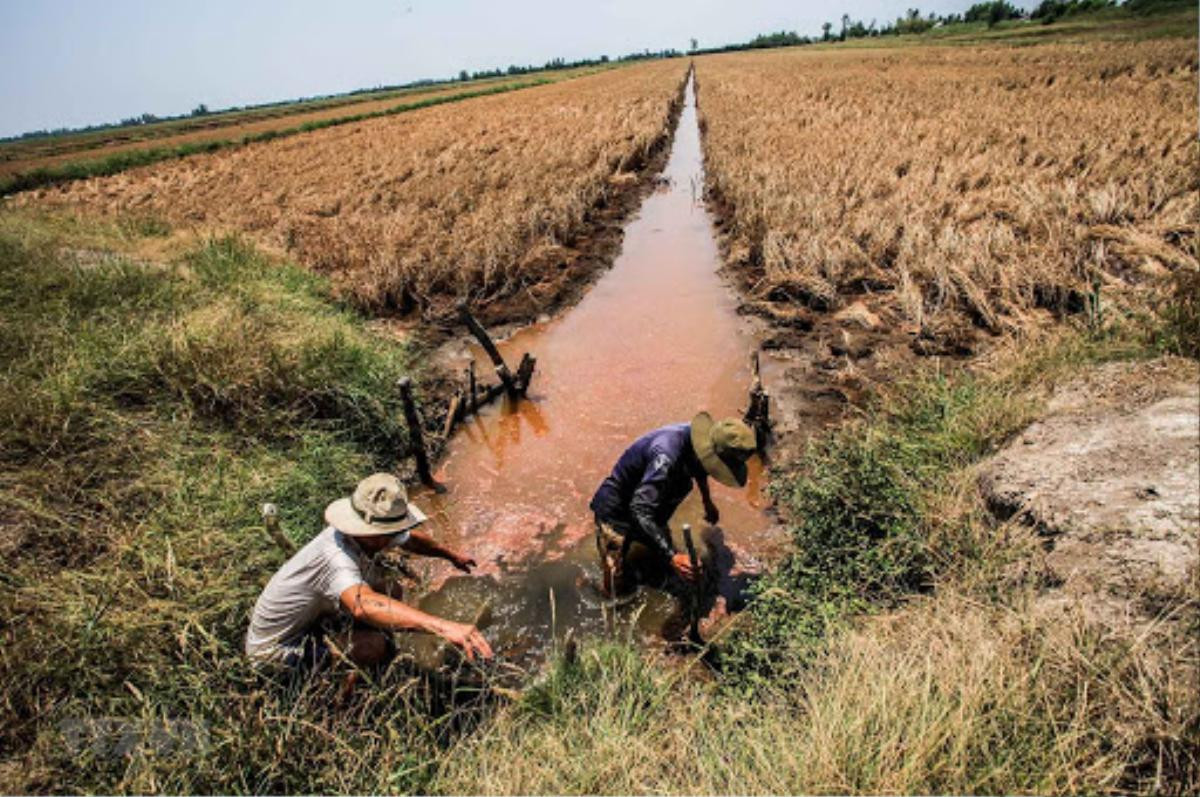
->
(407, 74), (784, 665)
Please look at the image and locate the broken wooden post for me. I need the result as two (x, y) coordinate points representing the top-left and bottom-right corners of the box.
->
(468, 359), (478, 413)
(562, 627), (578, 667)
(515, 352), (537, 396)
(457, 302), (518, 398)
(744, 350), (770, 451)
(260, 503), (297, 557)
(682, 524), (703, 646)
(397, 377), (445, 493)
(442, 390), (464, 439)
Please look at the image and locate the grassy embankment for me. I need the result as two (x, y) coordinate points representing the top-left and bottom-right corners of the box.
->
(0, 77), (555, 198)
(0, 209), (466, 792)
(2, 207), (1194, 793)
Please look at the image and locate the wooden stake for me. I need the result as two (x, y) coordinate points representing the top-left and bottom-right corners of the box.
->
(397, 377), (444, 493)
(468, 359), (478, 413)
(260, 503), (297, 557)
(442, 391), (464, 439)
(744, 350), (771, 451)
(457, 302), (517, 398)
(562, 628), (578, 667)
(515, 352), (537, 395)
(595, 521), (614, 599)
(682, 524), (703, 646)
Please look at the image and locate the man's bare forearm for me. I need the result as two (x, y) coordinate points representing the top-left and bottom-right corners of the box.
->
(341, 584), (450, 635)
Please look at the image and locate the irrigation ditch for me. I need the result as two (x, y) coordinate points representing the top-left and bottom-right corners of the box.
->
(331, 69), (804, 675)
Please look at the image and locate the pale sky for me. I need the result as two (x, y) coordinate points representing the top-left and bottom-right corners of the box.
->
(0, 0), (1028, 138)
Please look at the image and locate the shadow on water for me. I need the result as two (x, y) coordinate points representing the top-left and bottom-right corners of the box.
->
(402, 71), (784, 670)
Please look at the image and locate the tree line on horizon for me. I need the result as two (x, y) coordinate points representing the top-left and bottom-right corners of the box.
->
(691, 0), (1163, 54)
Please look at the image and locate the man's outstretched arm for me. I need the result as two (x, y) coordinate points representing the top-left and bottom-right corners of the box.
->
(400, 529), (477, 573)
(339, 583), (492, 660)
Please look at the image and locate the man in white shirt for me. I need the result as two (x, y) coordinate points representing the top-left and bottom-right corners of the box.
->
(246, 473), (492, 670)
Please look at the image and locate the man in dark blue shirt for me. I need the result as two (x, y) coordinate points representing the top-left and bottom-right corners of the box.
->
(590, 412), (757, 593)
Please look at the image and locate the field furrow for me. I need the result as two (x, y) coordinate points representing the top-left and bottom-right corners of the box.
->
(696, 40), (1198, 348)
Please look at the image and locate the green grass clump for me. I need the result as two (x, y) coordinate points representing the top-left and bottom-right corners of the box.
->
(719, 370), (1035, 681)
(1155, 269), (1200, 359)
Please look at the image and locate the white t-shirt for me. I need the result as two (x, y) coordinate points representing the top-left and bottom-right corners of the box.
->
(244, 525), (408, 661)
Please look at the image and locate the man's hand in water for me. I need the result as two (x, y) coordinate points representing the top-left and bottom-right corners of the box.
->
(438, 621), (493, 661)
(703, 500), (720, 525)
(672, 552), (699, 583)
(451, 552), (478, 573)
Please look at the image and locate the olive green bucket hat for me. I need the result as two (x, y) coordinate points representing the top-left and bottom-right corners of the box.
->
(690, 412), (757, 488)
(325, 473), (427, 537)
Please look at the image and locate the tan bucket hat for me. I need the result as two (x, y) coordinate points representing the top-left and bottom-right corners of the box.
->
(690, 412), (757, 488)
(324, 473), (427, 537)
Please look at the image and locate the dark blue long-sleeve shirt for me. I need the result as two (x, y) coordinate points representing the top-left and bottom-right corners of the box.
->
(589, 423), (705, 560)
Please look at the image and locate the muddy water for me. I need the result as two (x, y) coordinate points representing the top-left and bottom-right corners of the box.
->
(405, 73), (784, 668)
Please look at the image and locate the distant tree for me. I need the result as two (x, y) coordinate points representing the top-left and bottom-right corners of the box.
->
(458, 69), (469, 82)
(964, 0), (1022, 26)
(1031, 0), (1114, 22)
(895, 6), (936, 33)
(190, 103), (209, 117)
(821, 21), (834, 40)
(690, 37), (699, 52)
(747, 30), (809, 48)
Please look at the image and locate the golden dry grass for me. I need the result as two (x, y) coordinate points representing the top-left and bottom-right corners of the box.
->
(696, 40), (1198, 345)
(25, 61), (687, 319)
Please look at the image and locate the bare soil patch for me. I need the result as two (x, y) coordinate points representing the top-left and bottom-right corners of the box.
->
(980, 357), (1199, 623)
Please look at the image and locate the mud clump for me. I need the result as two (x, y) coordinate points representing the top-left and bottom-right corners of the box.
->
(979, 357), (1199, 624)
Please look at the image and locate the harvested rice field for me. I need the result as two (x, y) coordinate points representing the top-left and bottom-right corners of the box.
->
(0, 74), (564, 180)
(696, 39), (1198, 352)
(24, 61), (687, 322)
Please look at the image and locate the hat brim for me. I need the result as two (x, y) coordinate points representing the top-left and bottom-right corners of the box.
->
(324, 497), (427, 537)
(690, 411), (748, 488)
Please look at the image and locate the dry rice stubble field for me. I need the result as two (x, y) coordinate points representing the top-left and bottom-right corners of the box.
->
(696, 40), (1198, 362)
(25, 60), (689, 324)
(0, 76), (548, 179)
